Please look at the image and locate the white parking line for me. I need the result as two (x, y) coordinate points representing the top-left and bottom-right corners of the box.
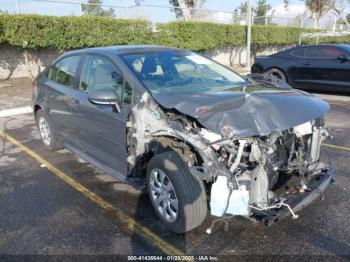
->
(0, 106), (32, 118)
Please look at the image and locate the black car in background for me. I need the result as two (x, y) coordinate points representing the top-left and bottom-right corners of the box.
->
(251, 44), (350, 93)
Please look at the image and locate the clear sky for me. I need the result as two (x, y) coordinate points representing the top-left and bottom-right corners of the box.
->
(1, 0), (299, 21)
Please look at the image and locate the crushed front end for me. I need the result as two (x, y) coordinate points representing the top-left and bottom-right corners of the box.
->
(209, 118), (333, 225)
(129, 86), (333, 228)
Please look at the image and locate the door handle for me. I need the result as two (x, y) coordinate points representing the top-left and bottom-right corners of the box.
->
(302, 62), (311, 65)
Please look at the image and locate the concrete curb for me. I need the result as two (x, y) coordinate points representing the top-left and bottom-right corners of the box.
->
(0, 106), (32, 118)
(313, 93), (350, 104)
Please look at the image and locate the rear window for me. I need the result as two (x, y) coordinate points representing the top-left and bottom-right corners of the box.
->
(47, 55), (81, 88)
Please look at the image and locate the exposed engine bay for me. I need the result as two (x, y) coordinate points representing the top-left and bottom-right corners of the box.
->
(126, 86), (333, 226)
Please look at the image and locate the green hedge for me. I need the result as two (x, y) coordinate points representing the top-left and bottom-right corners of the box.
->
(155, 21), (246, 50)
(251, 25), (316, 46)
(157, 22), (318, 50)
(315, 35), (350, 44)
(0, 14), (152, 49)
(0, 14), (348, 51)
(0, 16), (5, 44)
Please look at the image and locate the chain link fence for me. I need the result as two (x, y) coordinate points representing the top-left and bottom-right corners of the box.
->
(5, 0), (344, 30)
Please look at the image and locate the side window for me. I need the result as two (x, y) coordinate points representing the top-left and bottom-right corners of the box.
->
(79, 55), (123, 97)
(305, 47), (343, 59)
(79, 55), (131, 104)
(47, 55), (81, 88)
(123, 81), (133, 104)
(289, 48), (305, 58)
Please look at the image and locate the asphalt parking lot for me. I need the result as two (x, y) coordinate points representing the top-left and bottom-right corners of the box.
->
(0, 86), (350, 260)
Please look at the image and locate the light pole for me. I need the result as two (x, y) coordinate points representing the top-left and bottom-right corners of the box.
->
(15, 0), (21, 14)
(246, 0), (252, 69)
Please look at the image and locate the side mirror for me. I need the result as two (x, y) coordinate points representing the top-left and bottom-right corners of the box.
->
(88, 88), (121, 113)
(337, 55), (349, 62)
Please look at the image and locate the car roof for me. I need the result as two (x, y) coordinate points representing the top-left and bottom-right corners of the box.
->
(312, 44), (347, 47)
(62, 45), (185, 57)
(274, 44), (350, 56)
(291, 44), (350, 50)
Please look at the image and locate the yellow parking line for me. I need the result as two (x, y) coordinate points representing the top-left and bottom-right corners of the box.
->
(323, 143), (350, 152)
(0, 130), (184, 257)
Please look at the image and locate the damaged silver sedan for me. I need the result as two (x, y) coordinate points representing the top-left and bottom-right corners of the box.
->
(33, 46), (333, 233)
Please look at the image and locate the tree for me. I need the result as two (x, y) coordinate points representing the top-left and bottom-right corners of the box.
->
(235, 2), (248, 14)
(256, 0), (271, 16)
(81, 0), (114, 17)
(255, 0), (271, 24)
(169, 0), (205, 21)
(304, 0), (337, 28)
(234, 1), (270, 16)
(235, 1), (271, 25)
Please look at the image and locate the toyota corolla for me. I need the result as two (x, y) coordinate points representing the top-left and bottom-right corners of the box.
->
(32, 45), (333, 233)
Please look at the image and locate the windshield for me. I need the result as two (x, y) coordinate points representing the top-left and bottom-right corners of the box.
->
(121, 50), (247, 95)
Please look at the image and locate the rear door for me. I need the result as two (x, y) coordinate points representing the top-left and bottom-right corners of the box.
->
(69, 53), (132, 177)
(44, 54), (83, 141)
(295, 46), (350, 91)
(286, 47), (306, 87)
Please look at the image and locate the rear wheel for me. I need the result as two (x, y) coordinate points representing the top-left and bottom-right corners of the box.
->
(265, 68), (286, 82)
(35, 109), (62, 151)
(146, 151), (207, 233)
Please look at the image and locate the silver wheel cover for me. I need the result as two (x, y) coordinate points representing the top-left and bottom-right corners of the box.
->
(149, 168), (179, 223)
(38, 117), (51, 146)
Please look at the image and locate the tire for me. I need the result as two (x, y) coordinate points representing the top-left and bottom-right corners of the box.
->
(146, 151), (207, 233)
(35, 109), (63, 151)
(265, 68), (286, 82)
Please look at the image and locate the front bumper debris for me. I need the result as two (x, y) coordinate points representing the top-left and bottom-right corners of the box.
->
(252, 165), (334, 226)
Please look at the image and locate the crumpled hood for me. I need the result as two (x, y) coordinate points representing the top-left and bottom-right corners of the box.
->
(153, 86), (330, 137)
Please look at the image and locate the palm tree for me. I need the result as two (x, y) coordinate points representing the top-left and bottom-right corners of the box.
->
(305, 0), (337, 28)
(169, 0), (206, 21)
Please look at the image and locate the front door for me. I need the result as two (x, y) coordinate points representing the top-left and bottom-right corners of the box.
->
(71, 54), (132, 177)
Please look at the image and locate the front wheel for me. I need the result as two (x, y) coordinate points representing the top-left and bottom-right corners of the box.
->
(146, 151), (207, 233)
